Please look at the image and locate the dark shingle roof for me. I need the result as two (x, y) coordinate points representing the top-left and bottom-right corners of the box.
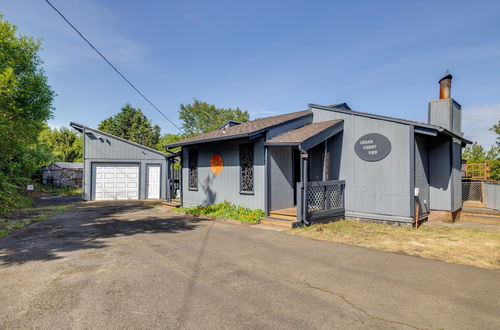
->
(266, 120), (343, 144)
(165, 110), (312, 147)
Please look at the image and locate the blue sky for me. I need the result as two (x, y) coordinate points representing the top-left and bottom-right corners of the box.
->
(3, 0), (499, 147)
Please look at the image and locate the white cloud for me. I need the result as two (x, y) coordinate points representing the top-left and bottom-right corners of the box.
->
(462, 104), (499, 148)
(2, 0), (147, 71)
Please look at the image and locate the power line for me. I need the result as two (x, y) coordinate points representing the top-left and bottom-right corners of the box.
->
(43, 0), (181, 132)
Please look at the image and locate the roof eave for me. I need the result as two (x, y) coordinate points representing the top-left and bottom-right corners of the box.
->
(166, 112), (313, 148)
(70, 121), (170, 157)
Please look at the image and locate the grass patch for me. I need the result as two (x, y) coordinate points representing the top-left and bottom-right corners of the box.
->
(173, 201), (265, 223)
(0, 203), (74, 238)
(35, 184), (82, 196)
(288, 220), (500, 269)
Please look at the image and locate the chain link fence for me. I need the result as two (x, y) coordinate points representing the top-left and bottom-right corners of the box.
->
(462, 181), (483, 202)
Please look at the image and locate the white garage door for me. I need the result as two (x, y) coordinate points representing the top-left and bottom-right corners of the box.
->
(92, 163), (139, 200)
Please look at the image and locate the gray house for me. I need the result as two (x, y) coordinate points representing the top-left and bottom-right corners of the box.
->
(166, 73), (471, 226)
(70, 122), (178, 201)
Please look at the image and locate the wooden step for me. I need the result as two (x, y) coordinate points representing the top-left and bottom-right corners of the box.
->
(462, 212), (500, 219)
(268, 212), (297, 221)
(459, 214), (500, 225)
(162, 201), (180, 208)
(269, 207), (297, 221)
(260, 217), (301, 229)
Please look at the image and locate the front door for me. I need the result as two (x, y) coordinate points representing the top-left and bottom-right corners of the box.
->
(146, 165), (161, 199)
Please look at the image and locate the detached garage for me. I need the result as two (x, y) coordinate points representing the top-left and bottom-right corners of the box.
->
(71, 122), (175, 201)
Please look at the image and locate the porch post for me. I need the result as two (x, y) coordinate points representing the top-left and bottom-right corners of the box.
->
(166, 157), (171, 202)
(322, 140), (328, 181)
(264, 146), (269, 215)
(302, 153), (310, 225)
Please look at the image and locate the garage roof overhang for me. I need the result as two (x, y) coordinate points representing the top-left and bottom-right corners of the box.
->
(70, 121), (177, 158)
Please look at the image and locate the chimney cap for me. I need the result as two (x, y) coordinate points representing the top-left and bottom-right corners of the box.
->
(439, 71), (452, 83)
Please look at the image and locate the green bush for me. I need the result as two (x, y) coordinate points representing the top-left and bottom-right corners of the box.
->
(175, 201), (265, 223)
(0, 173), (32, 214)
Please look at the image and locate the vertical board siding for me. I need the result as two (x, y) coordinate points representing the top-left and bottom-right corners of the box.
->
(414, 135), (430, 216)
(82, 132), (168, 200)
(181, 138), (265, 210)
(312, 108), (412, 220)
(428, 138), (452, 211)
(484, 183), (500, 210)
(268, 146), (294, 210)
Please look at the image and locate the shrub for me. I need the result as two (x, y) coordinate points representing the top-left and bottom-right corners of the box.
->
(175, 201), (265, 223)
(0, 173), (32, 214)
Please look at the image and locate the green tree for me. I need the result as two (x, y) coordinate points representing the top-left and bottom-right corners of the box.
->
(0, 14), (54, 212)
(179, 99), (249, 137)
(490, 120), (500, 148)
(463, 142), (487, 163)
(39, 125), (83, 162)
(156, 133), (183, 153)
(0, 14), (54, 176)
(98, 104), (161, 148)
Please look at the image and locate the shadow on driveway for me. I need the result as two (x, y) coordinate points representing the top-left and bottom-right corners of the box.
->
(0, 201), (204, 265)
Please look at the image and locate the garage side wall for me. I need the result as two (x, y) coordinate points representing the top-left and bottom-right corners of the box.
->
(82, 131), (167, 200)
(312, 108), (413, 222)
(181, 138), (265, 210)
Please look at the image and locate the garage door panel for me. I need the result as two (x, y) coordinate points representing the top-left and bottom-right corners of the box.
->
(93, 163), (139, 201)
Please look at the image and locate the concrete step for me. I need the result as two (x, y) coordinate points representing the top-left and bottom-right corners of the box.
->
(260, 217), (301, 229)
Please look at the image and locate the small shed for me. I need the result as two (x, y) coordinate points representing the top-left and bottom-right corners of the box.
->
(42, 162), (83, 187)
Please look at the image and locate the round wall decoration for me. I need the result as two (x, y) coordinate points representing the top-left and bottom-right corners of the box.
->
(354, 133), (392, 162)
(210, 153), (224, 175)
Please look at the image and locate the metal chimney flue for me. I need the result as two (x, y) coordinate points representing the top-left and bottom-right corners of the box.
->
(439, 71), (452, 99)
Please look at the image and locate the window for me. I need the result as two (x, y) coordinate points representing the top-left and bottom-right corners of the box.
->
(239, 143), (254, 193)
(188, 149), (198, 190)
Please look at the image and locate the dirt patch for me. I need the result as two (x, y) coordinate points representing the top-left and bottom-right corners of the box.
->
(288, 220), (500, 269)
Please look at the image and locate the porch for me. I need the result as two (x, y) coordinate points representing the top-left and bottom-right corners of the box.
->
(263, 120), (345, 227)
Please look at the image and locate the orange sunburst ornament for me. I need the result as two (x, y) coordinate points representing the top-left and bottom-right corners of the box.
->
(210, 153), (223, 175)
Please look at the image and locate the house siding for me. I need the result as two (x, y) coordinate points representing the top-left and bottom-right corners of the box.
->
(82, 130), (168, 201)
(312, 107), (413, 222)
(182, 138), (266, 210)
(268, 146), (294, 211)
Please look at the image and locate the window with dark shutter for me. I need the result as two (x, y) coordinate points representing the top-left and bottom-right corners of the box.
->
(188, 150), (198, 190)
(239, 143), (254, 194)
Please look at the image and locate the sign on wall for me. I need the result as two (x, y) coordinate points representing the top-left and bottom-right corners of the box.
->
(210, 153), (224, 175)
(354, 133), (392, 162)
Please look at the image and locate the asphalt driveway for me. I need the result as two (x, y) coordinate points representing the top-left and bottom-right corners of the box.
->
(0, 201), (499, 329)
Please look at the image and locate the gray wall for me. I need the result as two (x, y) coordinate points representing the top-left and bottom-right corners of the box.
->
(182, 138), (265, 210)
(428, 137), (462, 212)
(268, 146), (294, 210)
(414, 135), (430, 217)
(82, 130), (168, 200)
(484, 182), (500, 211)
(428, 99), (461, 135)
(312, 107), (413, 222)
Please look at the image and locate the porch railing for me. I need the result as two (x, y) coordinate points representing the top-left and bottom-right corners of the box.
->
(297, 180), (345, 223)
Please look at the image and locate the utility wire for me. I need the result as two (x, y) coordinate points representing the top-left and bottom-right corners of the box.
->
(44, 0), (181, 132)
